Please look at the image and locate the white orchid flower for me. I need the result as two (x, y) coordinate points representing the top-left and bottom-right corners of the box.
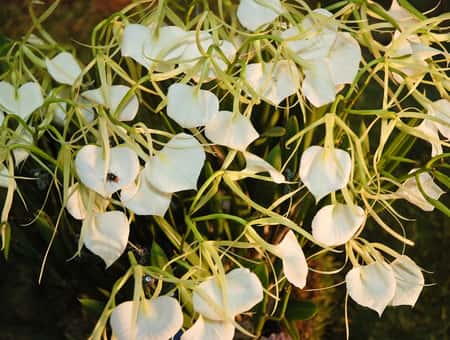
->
(312, 203), (365, 247)
(121, 24), (187, 70)
(110, 296), (183, 340)
(244, 60), (300, 106)
(346, 261), (396, 316)
(0, 81), (43, 121)
(205, 110), (259, 151)
(299, 145), (352, 202)
(389, 255), (424, 307)
(185, 268), (263, 340)
(121, 170), (172, 216)
(178, 31), (237, 82)
(83, 210), (130, 267)
(45, 52), (82, 86)
(237, 0), (283, 32)
(388, 31), (442, 83)
(82, 85), (139, 121)
(415, 99), (450, 157)
(396, 170), (445, 212)
(144, 133), (205, 193)
(166, 83), (219, 128)
(281, 9), (361, 107)
(75, 144), (140, 198)
(272, 230), (308, 288)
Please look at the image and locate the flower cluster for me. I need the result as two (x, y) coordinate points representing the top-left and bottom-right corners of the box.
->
(0, 0), (448, 339)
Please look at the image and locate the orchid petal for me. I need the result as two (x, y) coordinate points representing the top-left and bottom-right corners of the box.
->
(429, 99), (450, 139)
(415, 119), (443, 157)
(327, 32), (361, 86)
(192, 268), (263, 321)
(45, 52), (82, 85)
(110, 296), (183, 340)
(387, 0), (420, 31)
(166, 83), (219, 128)
(244, 60), (300, 106)
(390, 255), (424, 307)
(312, 204), (365, 246)
(11, 125), (33, 165)
(83, 211), (129, 267)
(0, 81), (43, 120)
(0, 165), (14, 189)
(144, 133), (205, 193)
(120, 24), (153, 69)
(75, 144), (140, 197)
(66, 184), (87, 220)
(242, 152), (285, 183)
(82, 85), (139, 121)
(237, 0), (283, 32)
(397, 170), (445, 212)
(121, 171), (172, 216)
(143, 25), (188, 64)
(346, 261), (396, 316)
(299, 146), (352, 202)
(182, 316), (235, 340)
(205, 110), (259, 151)
(301, 59), (336, 107)
(273, 230), (308, 288)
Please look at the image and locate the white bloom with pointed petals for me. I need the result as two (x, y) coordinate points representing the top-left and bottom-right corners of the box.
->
(389, 255), (424, 307)
(182, 315), (235, 340)
(299, 146), (352, 202)
(346, 261), (396, 316)
(242, 152), (285, 183)
(82, 85), (139, 121)
(192, 268), (263, 321)
(272, 230), (308, 288)
(45, 52), (82, 85)
(244, 60), (300, 106)
(121, 170), (172, 216)
(0, 81), (43, 120)
(312, 204), (365, 246)
(75, 144), (140, 197)
(83, 210), (130, 267)
(205, 110), (259, 151)
(396, 170), (445, 212)
(237, 0), (283, 32)
(110, 296), (183, 340)
(144, 133), (205, 193)
(167, 83), (219, 128)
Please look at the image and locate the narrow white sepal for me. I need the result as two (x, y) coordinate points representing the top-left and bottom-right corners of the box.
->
(242, 152), (285, 183)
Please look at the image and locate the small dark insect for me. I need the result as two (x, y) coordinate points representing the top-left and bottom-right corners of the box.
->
(106, 172), (119, 183)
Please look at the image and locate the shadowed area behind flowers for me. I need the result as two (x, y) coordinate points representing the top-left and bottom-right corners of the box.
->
(0, 0), (449, 339)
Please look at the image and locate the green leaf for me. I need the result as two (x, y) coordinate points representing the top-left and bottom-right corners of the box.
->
(267, 144), (282, 170)
(263, 126), (286, 138)
(252, 261), (269, 288)
(150, 241), (171, 272)
(78, 298), (104, 318)
(285, 299), (317, 321)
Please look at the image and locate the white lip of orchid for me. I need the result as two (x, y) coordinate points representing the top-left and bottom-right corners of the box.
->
(65, 183), (109, 220)
(7, 124), (33, 166)
(144, 133), (206, 193)
(75, 144), (140, 198)
(110, 296), (183, 340)
(120, 170), (172, 216)
(312, 203), (366, 247)
(182, 315), (235, 340)
(192, 267), (264, 321)
(299, 145), (352, 202)
(177, 31), (214, 67)
(83, 210), (130, 267)
(346, 261), (397, 316)
(396, 170), (445, 212)
(204, 110), (259, 151)
(166, 83), (219, 128)
(237, 0), (283, 32)
(244, 60), (300, 106)
(415, 119), (443, 157)
(121, 24), (188, 70)
(81, 85), (139, 121)
(389, 255), (424, 307)
(0, 81), (44, 121)
(45, 52), (82, 86)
